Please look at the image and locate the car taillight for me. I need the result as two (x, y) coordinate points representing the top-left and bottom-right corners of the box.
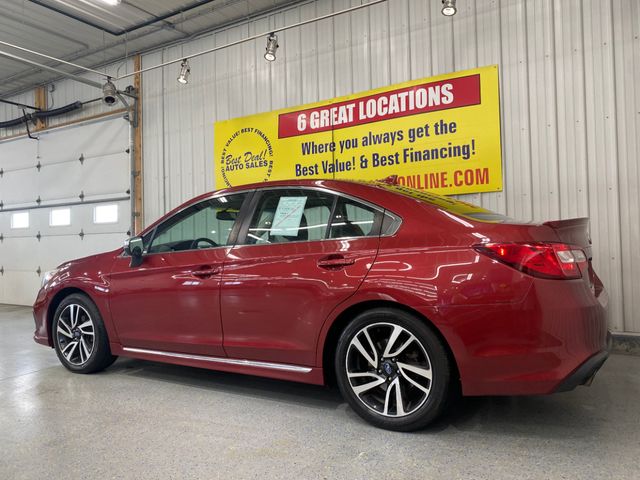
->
(474, 242), (588, 279)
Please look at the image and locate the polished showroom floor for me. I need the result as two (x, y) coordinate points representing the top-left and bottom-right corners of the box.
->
(1, 304), (638, 479)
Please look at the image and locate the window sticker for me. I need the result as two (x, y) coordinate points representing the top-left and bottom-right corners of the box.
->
(271, 196), (307, 236)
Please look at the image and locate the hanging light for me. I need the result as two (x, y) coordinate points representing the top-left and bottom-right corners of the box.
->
(102, 79), (118, 106)
(177, 59), (191, 84)
(441, 0), (457, 16)
(264, 33), (279, 62)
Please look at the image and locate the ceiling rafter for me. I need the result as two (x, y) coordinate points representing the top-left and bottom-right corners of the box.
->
(0, 0), (291, 96)
(26, 0), (218, 36)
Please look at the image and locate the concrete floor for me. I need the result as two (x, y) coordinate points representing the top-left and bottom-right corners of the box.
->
(1, 305), (639, 480)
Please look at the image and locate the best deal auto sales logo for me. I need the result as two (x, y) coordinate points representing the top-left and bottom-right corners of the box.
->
(219, 127), (274, 187)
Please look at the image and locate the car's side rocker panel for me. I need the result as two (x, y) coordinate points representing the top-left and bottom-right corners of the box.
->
(109, 343), (326, 385)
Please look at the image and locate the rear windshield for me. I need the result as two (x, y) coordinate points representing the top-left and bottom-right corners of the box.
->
(372, 183), (512, 223)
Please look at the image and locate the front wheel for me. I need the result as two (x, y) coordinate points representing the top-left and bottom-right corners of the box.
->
(53, 293), (116, 373)
(335, 308), (451, 431)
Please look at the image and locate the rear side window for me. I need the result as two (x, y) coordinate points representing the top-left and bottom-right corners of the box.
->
(242, 188), (383, 245)
(245, 189), (334, 245)
(329, 197), (377, 239)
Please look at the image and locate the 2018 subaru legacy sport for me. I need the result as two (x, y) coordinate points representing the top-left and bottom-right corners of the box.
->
(33, 179), (610, 431)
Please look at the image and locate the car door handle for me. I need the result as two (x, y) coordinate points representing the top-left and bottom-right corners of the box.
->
(317, 255), (356, 269)
(190, 267), (221, 278)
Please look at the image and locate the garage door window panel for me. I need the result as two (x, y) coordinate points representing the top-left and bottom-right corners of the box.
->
(11, 212), (29, 229)
(50, 208), (71, 227)
(93, 204), (119, 224)
(148, 194), (248, 254)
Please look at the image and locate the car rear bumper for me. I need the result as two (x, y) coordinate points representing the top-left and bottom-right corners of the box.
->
(430, 277), (611, 396)
(554, 344), (610, 392)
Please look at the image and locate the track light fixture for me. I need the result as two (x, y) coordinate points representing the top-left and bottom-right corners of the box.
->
(102, 79), (118, 106)
(264, 33), (279, 62)
(177, 59), (191, 84)
(112, 0), (388, 81)
(441, 0), (457, 16)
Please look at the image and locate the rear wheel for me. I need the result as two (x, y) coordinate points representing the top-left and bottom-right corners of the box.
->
(53, 293), (116, 373)
(335, 308), (451, 431)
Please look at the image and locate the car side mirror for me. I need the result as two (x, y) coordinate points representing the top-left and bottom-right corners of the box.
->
(124, 236), (144, 268)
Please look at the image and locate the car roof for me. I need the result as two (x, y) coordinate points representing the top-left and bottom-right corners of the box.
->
(186, 179), (386, 204)
(140, 179), (393, 236)
(140, 178), (505, 238)
(215, 178), (373, 193)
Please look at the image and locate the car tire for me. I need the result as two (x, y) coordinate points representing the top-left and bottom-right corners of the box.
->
(335, 307), (451, 431)
(53, 293), (117, 374)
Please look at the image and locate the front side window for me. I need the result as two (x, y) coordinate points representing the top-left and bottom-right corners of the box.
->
(148, 193), (248, 253)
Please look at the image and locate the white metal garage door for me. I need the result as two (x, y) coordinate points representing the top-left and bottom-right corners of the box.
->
(0, 115), (131, 306)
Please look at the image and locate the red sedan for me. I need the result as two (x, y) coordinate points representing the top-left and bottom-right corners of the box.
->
(33, 179), (610, 431)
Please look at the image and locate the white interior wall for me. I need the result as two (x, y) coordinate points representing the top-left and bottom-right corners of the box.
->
(0, 0), (638, 332)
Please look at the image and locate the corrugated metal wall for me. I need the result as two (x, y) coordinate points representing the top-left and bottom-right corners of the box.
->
(140, 0), (639, 333)
(1, 0), (638, 333)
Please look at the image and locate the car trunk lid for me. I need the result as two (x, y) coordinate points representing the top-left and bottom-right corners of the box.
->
(542, 218), (592, 258)
(541, 218), (599, 294)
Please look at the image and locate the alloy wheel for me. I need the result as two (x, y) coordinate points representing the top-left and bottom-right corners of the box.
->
(345, 322), (433, 417)
(56, 304), (96, 366)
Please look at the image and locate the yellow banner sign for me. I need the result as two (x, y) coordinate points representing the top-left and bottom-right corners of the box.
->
(214, 65), (502, 194)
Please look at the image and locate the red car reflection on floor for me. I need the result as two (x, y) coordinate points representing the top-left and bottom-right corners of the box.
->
(33, 179), (610, 431)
